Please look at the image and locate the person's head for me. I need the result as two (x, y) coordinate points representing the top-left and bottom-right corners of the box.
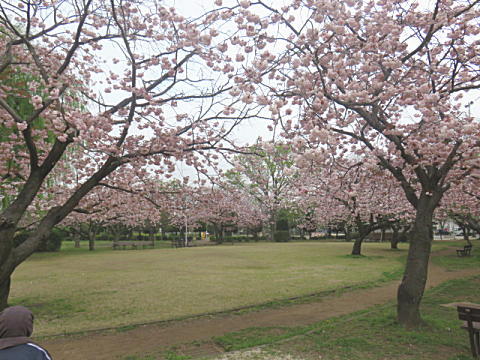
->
(0, 306), (34, 339)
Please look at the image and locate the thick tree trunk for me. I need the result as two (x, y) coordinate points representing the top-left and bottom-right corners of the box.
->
(74, 233), (81, 248)
(0, 227), (15, 303)
(213, 224), (222, 244)
(268, 214), (276, 242)
(391, 227), (400, 249)
(149, 227), (155, 244)
(350, 216), (375, 255)
(88, 228), (96, 251)
(351, 236), (364, 255)
(380, 227), (386, 242)
(0, 276), (11, 311)
(345, 226), (352, 242)
(114, 228), (121, 243)
(0, 226), (16, 289)
(461, 227), (472, 246)
(399, 226), (410, 243)
(88, 237), (95, 251)
(397, 200), (434, 328)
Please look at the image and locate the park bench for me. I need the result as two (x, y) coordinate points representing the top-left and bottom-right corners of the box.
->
(171, 237), (191, 248)
(113, 240), (154, 250)
(457, 303), (480, 358)
(456, 244), (473, 257)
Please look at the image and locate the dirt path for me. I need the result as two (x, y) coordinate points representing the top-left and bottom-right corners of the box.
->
(41, 249), (480, 360)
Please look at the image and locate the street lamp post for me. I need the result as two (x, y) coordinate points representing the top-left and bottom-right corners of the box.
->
(185, 214), (188, 247)
(466, 101), (474, 117)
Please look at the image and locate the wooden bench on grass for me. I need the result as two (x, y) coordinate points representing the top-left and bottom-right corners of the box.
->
(457, 303), (480, 358)
(113, 240), (154, 250)
(457, 244), (473, 257)
(171, 237), (191, 248)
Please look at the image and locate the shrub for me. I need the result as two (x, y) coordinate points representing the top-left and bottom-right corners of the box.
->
(223, 235), (256, 243)
(274, 230), (290, 242)
(14, 228), (64, 252)
(37, 228), (64, 252)
(276, 218), (289, 231)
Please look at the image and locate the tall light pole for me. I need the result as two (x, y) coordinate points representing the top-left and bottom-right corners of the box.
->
(185, 213), (188, 247)
(466, 101), (474, 117)
(183, 193), (189, 247)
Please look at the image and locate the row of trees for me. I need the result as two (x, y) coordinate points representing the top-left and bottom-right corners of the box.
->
(1, 0), (479, 328)
(57, 139), (480, 255)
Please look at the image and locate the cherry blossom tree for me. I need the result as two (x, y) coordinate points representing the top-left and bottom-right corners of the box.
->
(61, 180), (162, 250)
(195, 184), (266, 242)
(0, 0), (261, 309)
(226, 140), (297, 241)
(438, 177), (480, 242)
(388, 219), (413, 250)
(230, 190), (266, 238)
(107, 178), (207, 245)
(295, 150), (413, 255)
(195, 186), (239, 243)
(167, 186), (205, 245)
(227, 0), (480, 326)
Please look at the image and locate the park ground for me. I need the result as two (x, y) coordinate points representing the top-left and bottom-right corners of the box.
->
(11, 240), (480, 360)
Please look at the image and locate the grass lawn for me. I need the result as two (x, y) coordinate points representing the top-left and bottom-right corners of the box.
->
(432, 240), (480, 270)
(11, 241), (411, 336)
(210, 274), (480, 360)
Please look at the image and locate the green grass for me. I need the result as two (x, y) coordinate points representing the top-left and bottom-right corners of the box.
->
(432, 239), (480, 270)
(12, 242), (408, 336)
(214, 326), (308, 352)
(211, 275), (480, 360)
(163, 351), (193, 360)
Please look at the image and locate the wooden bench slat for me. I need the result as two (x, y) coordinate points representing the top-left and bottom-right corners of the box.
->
(457, 304), (480, 358)
(462, 322), (480, 331)
(113, 240), (154, 250)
